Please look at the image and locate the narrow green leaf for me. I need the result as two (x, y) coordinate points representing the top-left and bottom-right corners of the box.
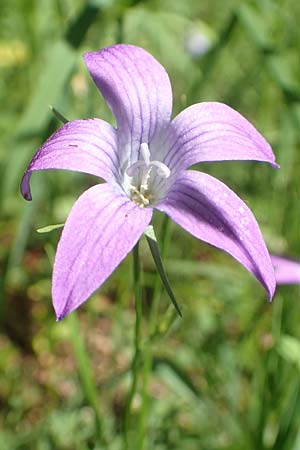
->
(50, 106), (69, 124)
(144, 224), (156, 241)
(16, 40), (77, 137)
(68, 312), (103, 443)
(37, 223), (64, 233)
(65, 2), (102, 49)
(144, 225), (182, 317)
(154, 357), (200, 398)
(266, 54), (300, 98)
(237, 4), (273, 52)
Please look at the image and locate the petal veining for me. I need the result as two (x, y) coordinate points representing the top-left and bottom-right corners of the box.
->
(53, 183), (152, 319)
(84, 44), (172, 167)
(156, 170), (276, 299)
(21, 119), (119, 200)
(162, 102), (278, 171)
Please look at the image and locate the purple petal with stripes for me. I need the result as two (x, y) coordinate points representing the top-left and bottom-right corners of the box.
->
(83, 44), (172, 166)
(156, 170), (276, 299)
(162, 102), (278, 171)
(53, 183), (152, 319)
(271, 255), (300, 285)
(21, 119), (119, 201)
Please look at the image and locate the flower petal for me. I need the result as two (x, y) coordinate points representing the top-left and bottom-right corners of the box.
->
(271, 255), (300, 285)
(84, 44), (172, 166)
(162, 102), (278, 171)
(21, 119), (119, 200)
(53, 183), (152, 319)
(156, 170), (275, 299)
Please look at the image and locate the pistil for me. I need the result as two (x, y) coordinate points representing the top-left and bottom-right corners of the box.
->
(126, 143), (171, 207)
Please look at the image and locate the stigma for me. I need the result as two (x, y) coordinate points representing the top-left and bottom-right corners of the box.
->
(125, 143), (171, 207)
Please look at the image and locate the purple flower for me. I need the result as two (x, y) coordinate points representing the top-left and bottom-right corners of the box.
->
(271, 255), (300, 285)
(21, 44), (277, 320)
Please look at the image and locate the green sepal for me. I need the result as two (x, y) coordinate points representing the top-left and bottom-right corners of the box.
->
(144, 225), (182, 317)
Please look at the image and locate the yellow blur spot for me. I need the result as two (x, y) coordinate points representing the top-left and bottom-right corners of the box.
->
(0, 40), (29, 68)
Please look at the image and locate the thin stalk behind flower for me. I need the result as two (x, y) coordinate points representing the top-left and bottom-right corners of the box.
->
(124, 243), (143, 450)
(68, 313), (104, 445)
(139, 216), (173, 450)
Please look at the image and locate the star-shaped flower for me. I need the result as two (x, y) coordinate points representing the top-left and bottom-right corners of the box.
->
(21, 44), (277, 319)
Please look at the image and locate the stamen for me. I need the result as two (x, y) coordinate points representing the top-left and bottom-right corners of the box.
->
(130, 187), (150, 207)
(125, 142), (171, 207)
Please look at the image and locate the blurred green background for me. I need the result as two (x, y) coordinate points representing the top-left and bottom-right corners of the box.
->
(1, 0), (300, 449)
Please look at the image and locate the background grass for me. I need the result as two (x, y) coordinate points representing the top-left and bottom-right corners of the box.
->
(1, 0), (300, 449)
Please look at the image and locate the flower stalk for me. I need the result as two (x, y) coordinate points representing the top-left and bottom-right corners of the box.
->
(68, 312), (104, 444)
(139, 216), (173, 449)
(124, 242), (143, 449)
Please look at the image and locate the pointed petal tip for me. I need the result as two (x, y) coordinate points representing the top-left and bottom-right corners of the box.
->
(267, 286), (275, 302)
(55, 304), (69, 321)
(52, 184), (152, 321)
(266, 277), (276, 302)
(20, 172), (32, 201)
(272, 162), (280, 169)
(23, 191), (32, 201)
(56, 312), (66, 322)
(157, 170), (278, 301)
(254, 251), (276, 301)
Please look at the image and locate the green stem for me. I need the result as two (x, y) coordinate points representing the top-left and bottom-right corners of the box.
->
(68, 312), (104, 445)
(138, 216), (172, 450)
(124, 242), (143, 449)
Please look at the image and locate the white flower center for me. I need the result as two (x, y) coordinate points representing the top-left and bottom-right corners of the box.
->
(125, 143), (171, 207)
